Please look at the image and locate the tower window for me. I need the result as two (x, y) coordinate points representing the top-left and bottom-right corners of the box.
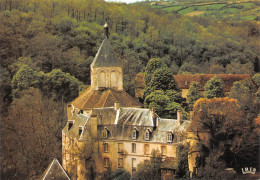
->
(132, 143), (136, 153)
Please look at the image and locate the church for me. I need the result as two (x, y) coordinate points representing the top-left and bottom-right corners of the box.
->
(61, 24), (190, 179)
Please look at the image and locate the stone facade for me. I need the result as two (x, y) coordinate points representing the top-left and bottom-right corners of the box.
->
(62, 35), (190, 179)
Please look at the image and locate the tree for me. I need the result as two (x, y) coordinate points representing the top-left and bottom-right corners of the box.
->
(110, 169), (131, 180)
(144, 58), (167, 85)
(187, 81), (202, 110)
(1, 88), (66, 179)
(189, 98), (259, 173)
(132, 149), (162, 180)
(45, 69), (81, 103)
(11, 64), (44, 97)
(204, 75), (224, 99)
(144, 68), (178, 98)
(229, 79), (258, 122)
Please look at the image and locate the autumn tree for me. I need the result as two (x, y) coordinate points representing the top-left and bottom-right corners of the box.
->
(189, 98), (259, 174)
(204, 75), (224, 99)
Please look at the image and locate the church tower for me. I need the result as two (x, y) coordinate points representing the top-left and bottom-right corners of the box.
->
(90, 23), (123, 91)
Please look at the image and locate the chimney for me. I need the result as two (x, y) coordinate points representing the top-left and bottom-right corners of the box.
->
(150, 108), (158, 127)
(104, 23), (109, 38)
(177, 110), (183, 125)
(114, 101), (120, 110)
(151, 107), (156, 118)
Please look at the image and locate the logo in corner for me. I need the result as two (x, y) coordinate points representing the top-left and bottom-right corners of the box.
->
(241, 167), (256, 175)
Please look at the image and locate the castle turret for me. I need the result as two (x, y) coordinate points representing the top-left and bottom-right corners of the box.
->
(90, 23), (123, 91)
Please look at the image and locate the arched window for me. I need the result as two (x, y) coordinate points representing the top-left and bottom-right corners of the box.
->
(110, 70), (118, 88)
(98, 70), (106, 87)
(145, 129), (150, 141)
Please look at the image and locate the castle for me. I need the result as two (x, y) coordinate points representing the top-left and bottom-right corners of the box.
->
(61, 25), (191, 179)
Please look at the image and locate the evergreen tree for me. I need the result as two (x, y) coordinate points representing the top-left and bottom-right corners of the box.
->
(204, 75), (224, 99)
(187, 81), (202, 110)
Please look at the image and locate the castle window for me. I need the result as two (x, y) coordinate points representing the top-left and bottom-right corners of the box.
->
(132, 143), (136, 153)
(161, 146), (166, 155)
(145, 129), (150, 141)
(104, 158), (109, 168)
(103, 143), (109, 153)
(167, 132), (173, 143)
(132, 129), (139, 140)
(144, 144), (149, 154)
(79, 127), (83, 136)
(68, 121), (74, 131)
(118, 143), (123, 153)
(102, 128), (109, 138)
(118, 158), (123, 168)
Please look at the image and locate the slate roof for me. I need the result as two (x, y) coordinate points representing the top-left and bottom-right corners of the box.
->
(66, 107), (190, 143)
(63, 114), (90, 138)
(135, 73), (251, 98)
(41, 159), (70, 180)
(91, 37), (121, 68)
(70, 87), (142, 109)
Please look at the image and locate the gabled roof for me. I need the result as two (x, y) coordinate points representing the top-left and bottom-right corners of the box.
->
(71, 87), (142, 109)
(91, 37), (121, 68)
(41, 159), (70, 180)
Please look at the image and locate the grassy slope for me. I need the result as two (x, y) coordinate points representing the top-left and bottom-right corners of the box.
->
(150, 1), (259, 21)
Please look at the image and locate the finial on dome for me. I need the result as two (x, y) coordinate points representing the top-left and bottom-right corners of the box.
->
(104, 23), (109, 38)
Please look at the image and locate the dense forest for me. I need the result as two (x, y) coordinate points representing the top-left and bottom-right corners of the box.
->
(0, 0), (259, 179)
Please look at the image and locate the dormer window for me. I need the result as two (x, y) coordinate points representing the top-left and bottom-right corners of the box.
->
(132, 128), (138, 140)
(102, 128), (109, 138)
(68, 121), (74, 131)
(79, 127), (83, 136)
(145, 129), (150, 141)
(167, 132), (173, 143)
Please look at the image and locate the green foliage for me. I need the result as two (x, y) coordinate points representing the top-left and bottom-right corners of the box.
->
(187, 81), (202, 110)
(229, 79), (258, 122)
(149, 68), (178, 93)
(110, 169), (131, 180)
(204, 75), (224, 99)
(252, 73), (260, 87)
(132, 149), (162, 180)
(144, 58), (167, 85)
(45, 69), (81, 103)
(11, 65), (44, 97)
